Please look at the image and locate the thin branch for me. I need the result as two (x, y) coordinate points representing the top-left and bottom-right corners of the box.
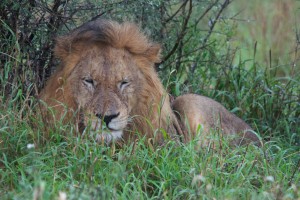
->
(161, 0), (193, 65)
(194, 0), (220, 28)
(164, 0), (188, 24)
(162, 41), (216, 70)
(201, 0), (232, 47)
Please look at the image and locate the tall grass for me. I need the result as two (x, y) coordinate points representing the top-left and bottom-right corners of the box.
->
(0, 106), (299, 199)
(1, 1), (299, 199)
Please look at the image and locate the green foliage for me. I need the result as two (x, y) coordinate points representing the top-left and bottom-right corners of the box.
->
(0, 0), (299, 199)
(0, 110), (299, 199)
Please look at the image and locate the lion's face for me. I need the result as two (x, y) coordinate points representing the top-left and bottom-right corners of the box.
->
(69, 45), (144, 142)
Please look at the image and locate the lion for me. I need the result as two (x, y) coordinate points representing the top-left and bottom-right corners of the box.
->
(39, 19), (260, 147)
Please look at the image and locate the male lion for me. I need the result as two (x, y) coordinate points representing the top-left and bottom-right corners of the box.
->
(39, 19), (260, 146)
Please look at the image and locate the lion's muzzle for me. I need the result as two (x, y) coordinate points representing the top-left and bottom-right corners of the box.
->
(95, 112), (120, 129)
(84, 110), (128, 144)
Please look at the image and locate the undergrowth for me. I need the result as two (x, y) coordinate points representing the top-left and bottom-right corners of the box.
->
(0, 82), (299, 199)
(1, 1), (299, 199)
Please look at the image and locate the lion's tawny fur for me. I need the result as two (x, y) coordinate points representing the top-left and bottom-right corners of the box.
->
(172, 94), (260, 146)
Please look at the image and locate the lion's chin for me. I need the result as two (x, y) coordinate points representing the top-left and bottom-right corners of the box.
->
(94, 130), (123, 144)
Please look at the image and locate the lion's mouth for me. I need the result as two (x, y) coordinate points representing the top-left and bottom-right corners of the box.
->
(95, 130), (123, 144)
(82, 117), (126, 144)
(83, 126), (124, 144)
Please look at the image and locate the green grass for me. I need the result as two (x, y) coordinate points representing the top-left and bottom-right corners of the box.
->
(1, 1), (299, 199)
(0, 102), (299, 199)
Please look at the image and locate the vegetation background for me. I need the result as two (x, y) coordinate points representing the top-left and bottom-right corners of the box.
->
(0, 0), (299, 199)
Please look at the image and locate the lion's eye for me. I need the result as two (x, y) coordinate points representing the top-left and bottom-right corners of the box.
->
(119, 80), (130, 91)
(83, 78), (94, 88)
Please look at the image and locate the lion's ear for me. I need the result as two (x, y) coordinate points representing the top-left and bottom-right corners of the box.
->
(54, 36), (72, 60)
(145, 44), (161, 63)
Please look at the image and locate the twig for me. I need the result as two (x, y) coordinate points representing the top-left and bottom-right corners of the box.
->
(201, 0), (231, 47)
(194, 0), (220, 28)
(161, 0), (193, 64)
(164, 0), (188, 24)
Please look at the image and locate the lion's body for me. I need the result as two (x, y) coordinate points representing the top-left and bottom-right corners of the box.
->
(39, 19), (260, 146)
(172, 94), (260, 146)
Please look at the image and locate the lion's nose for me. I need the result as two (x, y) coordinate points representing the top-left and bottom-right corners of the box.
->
(96, 112), (120, 126)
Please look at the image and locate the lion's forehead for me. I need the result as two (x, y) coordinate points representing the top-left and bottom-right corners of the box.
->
(78, 46), (137, 81)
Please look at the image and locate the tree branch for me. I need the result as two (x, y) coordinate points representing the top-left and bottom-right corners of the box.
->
(161, 0), (193, 65)
(201, 0), (231, 47)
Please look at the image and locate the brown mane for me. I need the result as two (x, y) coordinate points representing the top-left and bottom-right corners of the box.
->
(54, 20), (161, 63)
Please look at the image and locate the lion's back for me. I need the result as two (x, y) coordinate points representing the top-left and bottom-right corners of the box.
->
(172, 94), (260, 146)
